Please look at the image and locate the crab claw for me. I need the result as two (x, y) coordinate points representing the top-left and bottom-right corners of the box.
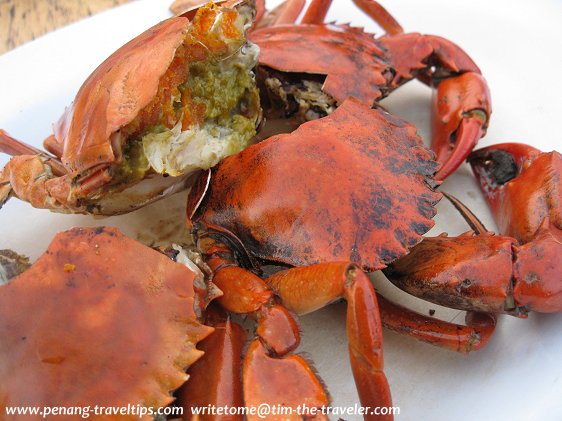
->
(433, 72), (491, 180)
(513, 218), (562, 313)
(468, 143), (561, 243)
(176, 307), (248, 419)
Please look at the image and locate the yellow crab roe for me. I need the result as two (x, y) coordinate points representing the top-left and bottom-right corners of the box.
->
(112, 3), (259, 183)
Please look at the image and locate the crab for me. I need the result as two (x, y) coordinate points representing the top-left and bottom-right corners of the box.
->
(0, 1), (261, 215)
(380, 142), (561, 350)
(176, 137), (561, 419)
(171, 0), (492, 181)
(176, 98), (458, 419)
(0, 227), (215, 419)
(0, 0), (558, 420)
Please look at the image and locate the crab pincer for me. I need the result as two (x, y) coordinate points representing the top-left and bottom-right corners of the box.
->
(384, 178), (561, 347)
(250, 0), (492, 180)
(469, 143), (562, 312)
(468, 142), (561, 243)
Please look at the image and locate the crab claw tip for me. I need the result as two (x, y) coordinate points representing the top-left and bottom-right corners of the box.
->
(467, 143), (542, 194)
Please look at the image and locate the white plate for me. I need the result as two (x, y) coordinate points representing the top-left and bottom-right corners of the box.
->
(1, 0), (561, 420)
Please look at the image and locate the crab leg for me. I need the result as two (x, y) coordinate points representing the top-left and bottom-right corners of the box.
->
(300, 0), (331, 24)
(351, 0), (403, 35)
(0, 129), (44, 157)
(377, 294), (496, 352)
(265, 0), (306, 26)
(0, 129), (66, 175)
(265, 263), (393, 420)
(197, 239), (330, 419)
(176, 306), (247, 420)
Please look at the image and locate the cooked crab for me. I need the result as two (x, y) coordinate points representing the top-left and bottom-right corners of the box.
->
(171, 0), (492, 181)
(0, 1), (260, 215)
(0, 227), (214, 419)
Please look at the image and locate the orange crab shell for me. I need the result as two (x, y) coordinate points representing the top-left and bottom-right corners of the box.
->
(0, 227), (213, 417)
(53, 18), (190, 172)
(50, 1), (248, 174)
(188, 98), (441, 271)
(250, 24), (392, 105)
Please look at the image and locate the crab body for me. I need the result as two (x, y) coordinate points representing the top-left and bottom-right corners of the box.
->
(188, 98), (441, 271)
(0, 227), (214, 419)
(249, 0), (491, 181)
(0, 1), (261, 215)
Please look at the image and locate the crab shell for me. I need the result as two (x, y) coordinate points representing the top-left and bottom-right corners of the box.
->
(187, 98), (441, 272)
(53, 19), (189, 172)
(0, 227), (213, 418)
(42, 18), (193, 214)
(40, 1), (258, 214)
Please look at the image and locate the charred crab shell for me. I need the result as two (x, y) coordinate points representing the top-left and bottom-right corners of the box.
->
(0, 227), (213, 417)
(188, 98), (441, 271)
